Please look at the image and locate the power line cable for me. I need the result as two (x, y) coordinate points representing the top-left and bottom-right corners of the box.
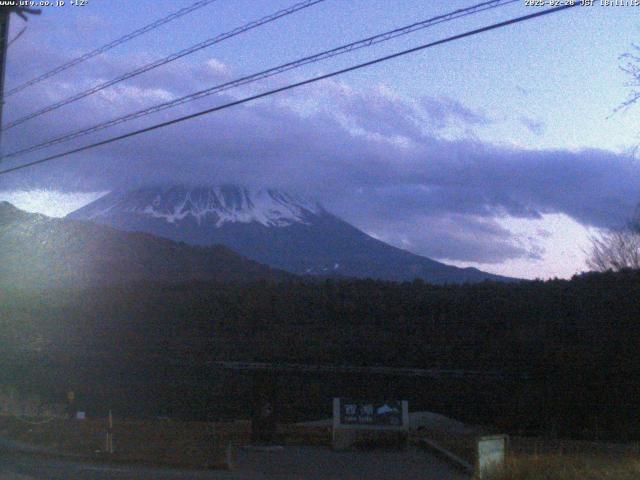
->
(0, 4), (579, 177)
(2, 0), (325, 130)
(1, 0), (518, 160)
(3, 0), (219, 98)
(7, 24), (27, 48)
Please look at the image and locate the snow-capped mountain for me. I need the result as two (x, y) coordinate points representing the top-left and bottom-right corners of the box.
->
(68, 185), (510, 284)
(78, 185), (322, 228)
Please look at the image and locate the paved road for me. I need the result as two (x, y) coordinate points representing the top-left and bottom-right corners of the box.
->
(1, 452), (239, 480)
(233, 445), (469, 479)
(0, 446), (468, 479)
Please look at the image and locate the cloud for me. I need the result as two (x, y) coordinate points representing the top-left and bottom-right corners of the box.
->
(0, 189), (106, 217)
(205, 58), (230, 77)
(421, 96), (490, 130)
(363, 211), (533, 264)
(1, 48), (639, 267)
(519, 116), (546, 135)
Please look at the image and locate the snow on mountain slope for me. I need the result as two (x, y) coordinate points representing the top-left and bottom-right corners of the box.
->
(75, 185), (322, 227)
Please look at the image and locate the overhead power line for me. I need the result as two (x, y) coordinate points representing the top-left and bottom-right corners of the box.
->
(3, 0), (219, 98)
(2, 0), (325, 131)
(1, 0), (518, 161)
(0, 4), (579, 177)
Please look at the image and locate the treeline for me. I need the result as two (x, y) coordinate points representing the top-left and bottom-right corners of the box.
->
(1, 270), (639, 440)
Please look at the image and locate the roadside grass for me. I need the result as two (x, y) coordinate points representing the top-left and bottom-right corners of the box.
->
(489, 453), (640, 480)
(0, 387), (65, 418)
(0, 415), (251, 469)
(414, 425), (640, 479)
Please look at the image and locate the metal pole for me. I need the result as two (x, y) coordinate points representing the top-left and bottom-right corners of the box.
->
(0, 6), (41, 156)
(0, 7), (11, 154)
(107, 409), (114, 454)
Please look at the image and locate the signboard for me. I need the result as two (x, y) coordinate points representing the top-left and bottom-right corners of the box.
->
(332, 398), (409, 450)
(477, 435), (508, 478)
(339, 400), (404, 427)
(333, 398), (409, 431)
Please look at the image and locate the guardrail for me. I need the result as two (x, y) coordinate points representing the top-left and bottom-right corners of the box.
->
(412, 425), (508, 479)
(207, 360), (524, 381)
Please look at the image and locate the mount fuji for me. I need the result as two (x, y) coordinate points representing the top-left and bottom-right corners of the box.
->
(67, 185), (509, 284)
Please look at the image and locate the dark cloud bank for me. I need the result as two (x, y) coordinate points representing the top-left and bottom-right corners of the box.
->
(1, 47), (638, 264)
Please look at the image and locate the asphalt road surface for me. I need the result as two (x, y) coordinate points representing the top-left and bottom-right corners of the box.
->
(0, 446), (469, 479)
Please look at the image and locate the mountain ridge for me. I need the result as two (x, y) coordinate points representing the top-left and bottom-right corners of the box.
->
(0, 201), (293, 288)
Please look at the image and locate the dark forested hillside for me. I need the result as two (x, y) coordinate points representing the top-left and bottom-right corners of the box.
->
(0, 202), (292, 287)
(1, 270), (639, 440)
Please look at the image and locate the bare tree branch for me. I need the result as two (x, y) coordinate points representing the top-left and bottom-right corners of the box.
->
(587, 210), (640, 272)
(614, 44), (640, 113)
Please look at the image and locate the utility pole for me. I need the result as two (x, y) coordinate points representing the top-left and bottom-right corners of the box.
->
(0, 5), (40, 155)
(0, 6), (12, 134)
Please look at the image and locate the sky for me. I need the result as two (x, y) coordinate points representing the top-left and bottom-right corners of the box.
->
(0, 0), (638, 279)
